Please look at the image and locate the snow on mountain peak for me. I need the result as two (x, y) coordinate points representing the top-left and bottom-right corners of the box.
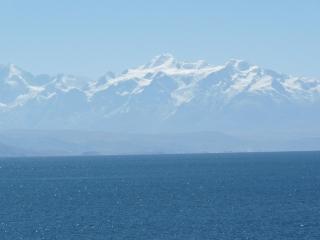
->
(144, 53), (175, 68)
(52, 74), (90, 92)
(8, 64), (20, 77)
(0, 55), (319, 115)
(143, 54), (212, 72)
(0, 64), (22, 80)
(224, 59), (252, 71)
(0, 55), (319, 133)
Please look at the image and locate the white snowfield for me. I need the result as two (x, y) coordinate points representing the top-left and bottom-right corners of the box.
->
(0, 54), (319, 132)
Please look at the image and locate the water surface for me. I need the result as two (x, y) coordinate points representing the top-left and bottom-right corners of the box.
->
(0, 152), (319, 239)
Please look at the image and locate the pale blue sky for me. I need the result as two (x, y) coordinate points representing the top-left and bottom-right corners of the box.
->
(0, 0), (319, 78)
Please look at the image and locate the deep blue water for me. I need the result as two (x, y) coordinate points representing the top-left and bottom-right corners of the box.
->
(0, 152), (320, 240)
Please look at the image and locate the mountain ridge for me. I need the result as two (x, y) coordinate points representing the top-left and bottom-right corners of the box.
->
(0, 54), (319, 134)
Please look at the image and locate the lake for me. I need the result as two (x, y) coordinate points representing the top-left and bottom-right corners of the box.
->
(0, 152), (319, 239)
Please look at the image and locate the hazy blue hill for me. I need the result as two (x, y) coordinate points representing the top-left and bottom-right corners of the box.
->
(0, 141), (30, 157)
(0, 130), (319, 157)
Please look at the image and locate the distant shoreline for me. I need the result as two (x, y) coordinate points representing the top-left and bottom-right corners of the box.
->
(1, 150), (319, 160)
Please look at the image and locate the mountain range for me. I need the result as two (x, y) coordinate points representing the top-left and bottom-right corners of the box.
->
(0, 54), (319, 155)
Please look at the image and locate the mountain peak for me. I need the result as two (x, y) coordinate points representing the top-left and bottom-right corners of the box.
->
(0, 63), (33, 85)
(0, 63), (21, 75)
(224, 59), (252, 71)
(8, 64), (22, 77)
(144, 53), (175, 68)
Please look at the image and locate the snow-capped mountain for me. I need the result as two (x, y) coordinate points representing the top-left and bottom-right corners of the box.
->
(0, 54), (319, 133)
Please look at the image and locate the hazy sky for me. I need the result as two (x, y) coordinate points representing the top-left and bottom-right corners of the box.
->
(0, 0), (319, 78)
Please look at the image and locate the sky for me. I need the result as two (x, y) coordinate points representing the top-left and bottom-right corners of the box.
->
(0, 0), (319, 78)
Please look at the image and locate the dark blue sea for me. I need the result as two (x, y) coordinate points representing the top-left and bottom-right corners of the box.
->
(0, 152), (320, 240)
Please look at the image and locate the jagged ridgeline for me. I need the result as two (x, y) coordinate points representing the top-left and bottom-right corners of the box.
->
(0, 54), (319, 133)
